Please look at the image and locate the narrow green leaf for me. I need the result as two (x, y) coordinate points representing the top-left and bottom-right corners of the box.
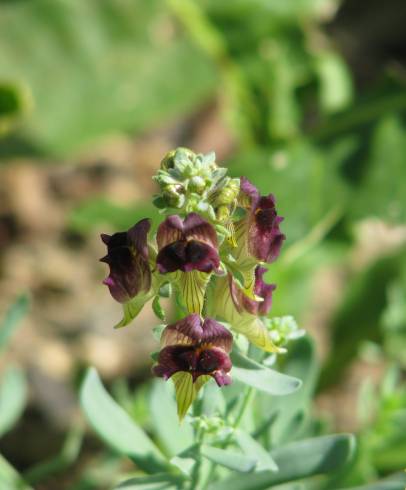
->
(201, 445), (257, 473)
(115, 474), (182, 490)
(209, 434), (355, 490)
(0, 294), (29, 352)
(0, 366), (27, 437)
(149, 380), (194, 456)
(231, 351), (301, 396)
(80, 368), (168, 473)
(234, 430), (278, 472)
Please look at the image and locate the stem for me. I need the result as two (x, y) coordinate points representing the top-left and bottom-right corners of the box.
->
(201, 387), (254, 489)
(189, 421), (206, 490)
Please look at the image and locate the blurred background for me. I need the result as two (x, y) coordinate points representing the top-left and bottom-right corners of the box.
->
(0, 0), (405, 488)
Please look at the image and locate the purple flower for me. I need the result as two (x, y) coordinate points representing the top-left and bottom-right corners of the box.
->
(229, 266), (276, 316)
(153, 314), (232, 386)
(156, 213), (220, 274)
(100, 219), (151, 303)
(239, 177), (285, 263)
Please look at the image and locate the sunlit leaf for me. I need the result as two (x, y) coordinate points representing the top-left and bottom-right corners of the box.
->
(201, 444), (257, 473)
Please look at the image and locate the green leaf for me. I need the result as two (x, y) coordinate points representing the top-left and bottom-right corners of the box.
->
(231, 350), (301, 396)
(79, 368), (169, 473)
(152, 296), (166, 321)
(149, 380), (194, 456)
(209, 434), (355, 490)
(0, 0), (216, 155)
(201, 445), (257, 473)
(0, 366), (27, 437)
(0, 294), (29, 352)
(341, 473), (406, 490)
(234, 429), (278, 472)
(320, 250), (405, 390)
(115, 474), (182, 490)
(0, 454), (33, 490)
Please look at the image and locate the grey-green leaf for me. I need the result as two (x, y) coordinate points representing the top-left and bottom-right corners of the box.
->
(0, 366), (27, 437)
(149, 380), (194, 457)
(201, 445), (257, 473)
(209, 434), (355, 490)
(234, 429), (278, 472)
(80, 368), (169, 473)
(115, 474), (182, 490)
(231, 351), (301, 396)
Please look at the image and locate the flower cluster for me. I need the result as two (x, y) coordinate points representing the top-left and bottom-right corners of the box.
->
(100, 148), (286, 419)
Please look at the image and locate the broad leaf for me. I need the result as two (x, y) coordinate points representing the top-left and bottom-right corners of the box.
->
(115, 474), (183, 490)
(80, 368), (168, 473)
(234, 429), (278, 472)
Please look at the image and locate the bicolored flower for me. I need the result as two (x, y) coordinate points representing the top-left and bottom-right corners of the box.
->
(230, 266), (276, 316)
(209, 271), (282, 353)
(156, 213), (220, 274)
(153, 314), (233, 419)
(100, 219), (151, 303)
(237, 177), (285, 264)
(156, 213), (221, 314)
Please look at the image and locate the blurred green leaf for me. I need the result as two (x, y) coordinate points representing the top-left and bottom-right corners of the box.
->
(149, 380), (194, 457)
(320, 250), (405, 390)
(69, 199), (158, 234)
(341, 473), (406, 490)
(0, 0), (216, 155)
(352, 115), (406, 223)
(0, 294), (29, 353)
(0, 454), (33, 490)
(201, 444), (257, 473)
(80, 368), (169, 473)
(315, 51), (353, 113)
(0, 366), (27, 438)
(209, 434), (355, 490)
(231, 350), (301, 395)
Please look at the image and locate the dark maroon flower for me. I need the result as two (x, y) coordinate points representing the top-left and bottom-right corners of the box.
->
(229, 266), (276, 316)
(100, 219), (151, 303)
(156, 213), (220, 273)
(153, 345), (232, 386)
(239, 177), (285, 263)
(153, 314), (233, 386)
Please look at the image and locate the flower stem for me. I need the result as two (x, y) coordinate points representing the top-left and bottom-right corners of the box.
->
(201, 386), (254, 489)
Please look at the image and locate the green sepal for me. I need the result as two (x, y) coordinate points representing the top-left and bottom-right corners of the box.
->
(152, 296), (166, 321)
(171, 372), (211, 421)
(170, 270), (212, 315)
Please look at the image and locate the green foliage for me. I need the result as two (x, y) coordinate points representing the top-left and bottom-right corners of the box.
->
(0, 366), (27, 438)
(0, 0), (216, 155)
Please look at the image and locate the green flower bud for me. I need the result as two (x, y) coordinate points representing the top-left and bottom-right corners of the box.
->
(189, 175), (207, 193)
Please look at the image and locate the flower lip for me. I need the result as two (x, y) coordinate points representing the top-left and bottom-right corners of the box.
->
(161, 314), (233, 353)
(156, 213), (220, 274)
(153, 344), (232, 386)
(100, 218), (151, 303)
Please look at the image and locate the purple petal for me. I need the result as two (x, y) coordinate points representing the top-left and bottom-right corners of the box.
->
(161, 315), (233, 352)
(100, 219), (151, 303)
(240, 177), (260, 207)
(249, 194), (285, 263)
(156, 215), (184, 250)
